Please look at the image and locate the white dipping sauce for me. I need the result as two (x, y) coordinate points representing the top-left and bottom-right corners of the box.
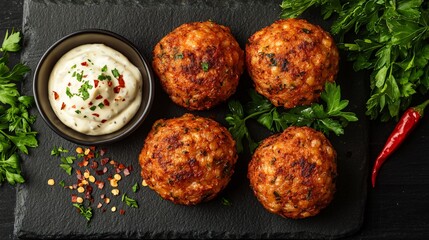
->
(48, 44), (142, 135)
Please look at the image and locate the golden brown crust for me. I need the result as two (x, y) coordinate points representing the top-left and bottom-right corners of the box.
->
(247, 126), (337, 219)
(152, 21), (244, 110)
(246, 18), (339, 108)
(139, 113), (238, 205)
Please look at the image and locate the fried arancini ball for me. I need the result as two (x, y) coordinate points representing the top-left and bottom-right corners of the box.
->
(139, 113), (238, 205)
(248, 126), (337, 219)
(246, 18), (339, 108)
(152, 21), (244, 110)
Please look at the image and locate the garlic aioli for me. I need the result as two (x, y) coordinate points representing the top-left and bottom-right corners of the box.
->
(48, 44), (142, 135)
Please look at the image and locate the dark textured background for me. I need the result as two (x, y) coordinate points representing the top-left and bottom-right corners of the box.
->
(1, 0), (429, 239)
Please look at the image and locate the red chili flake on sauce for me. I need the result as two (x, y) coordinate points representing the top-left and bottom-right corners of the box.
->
(103, 99), (110, 106)
(108, 81), (113, 87)
(118, 75), (125, 88)
(101, 119), (107, 123)
(68, 82), (71, 86)
(53, 91), (59, 100)
(113, 86), (121, 94)
(92, 113), (100, 117)
(81, 61), (88, 66)
(71, 105), (76, 109)
(94, 80), (99, 88)
(88, 102), (93, 106)
(61, 102), (66, 110)
(96, 95), (103, 100)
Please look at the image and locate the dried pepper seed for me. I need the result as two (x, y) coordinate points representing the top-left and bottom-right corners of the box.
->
(77, 186), (85, 193)
(88, 175), (96, 183)
(76, 197), (84, 204)
(111, 189), (120, 196)
(76, 147), (83, 154)
(113, 174), (122, 181)
(111, 206), (117, 212)
(110, 179), (118, 187)
(47, 179), (55, 186)
(142, 180), (148, 187)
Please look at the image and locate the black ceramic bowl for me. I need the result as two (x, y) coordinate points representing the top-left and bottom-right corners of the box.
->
(33, 29), (154, 145)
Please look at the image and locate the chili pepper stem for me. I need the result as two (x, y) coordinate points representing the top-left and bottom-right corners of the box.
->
(413, 99), (429, 116)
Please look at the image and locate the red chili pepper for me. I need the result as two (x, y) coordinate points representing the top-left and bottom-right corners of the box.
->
(371, 99), (429, 188)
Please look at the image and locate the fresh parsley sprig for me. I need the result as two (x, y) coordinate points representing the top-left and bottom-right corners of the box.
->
(0, 29), (38, 186)
(280, 0), (429, 121)
(225, 82), (358, 153)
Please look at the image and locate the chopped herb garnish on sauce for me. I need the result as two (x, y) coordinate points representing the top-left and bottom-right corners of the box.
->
(112, 68), (120, 78)
(101, 65), (108, 72)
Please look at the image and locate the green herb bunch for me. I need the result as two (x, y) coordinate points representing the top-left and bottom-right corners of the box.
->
(281, 0), (429, 121)
(225, 82), (358, 153)
(0, 30), (38, 185)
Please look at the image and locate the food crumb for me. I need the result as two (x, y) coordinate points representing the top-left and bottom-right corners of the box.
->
(142, 180), (148, 187)
(76, 197), (84, 204)
(111, 206), (117, 212)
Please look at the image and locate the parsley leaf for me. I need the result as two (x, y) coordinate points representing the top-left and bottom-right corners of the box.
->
(225, 82), (358, 152)
(0, 29), (22, 53)
(0, 30), (38, 186)
(73, 203), (93, 223)
(121, 194), (138, 208)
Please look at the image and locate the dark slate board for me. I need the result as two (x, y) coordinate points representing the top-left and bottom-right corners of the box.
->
(15, 0), (369, 239)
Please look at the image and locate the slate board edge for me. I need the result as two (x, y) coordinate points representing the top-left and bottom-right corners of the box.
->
(13, 0), (369, 239)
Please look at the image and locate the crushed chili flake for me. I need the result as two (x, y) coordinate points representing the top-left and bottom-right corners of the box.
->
(101, 158), (109, 165)
(81, 61), (88, 66)
(90, 161), (98, 169)
(92, 113), (100, 118)
(53, 145), (139, 222)
(100, 148), (107, 156)
(103, 99), (110, 106)
(95, 94), (103, 100)
(123, 168), (130, 177)
(61, 102), (66, 110)
(94, 79), (99, 88)
(95, 181), (104, 189)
